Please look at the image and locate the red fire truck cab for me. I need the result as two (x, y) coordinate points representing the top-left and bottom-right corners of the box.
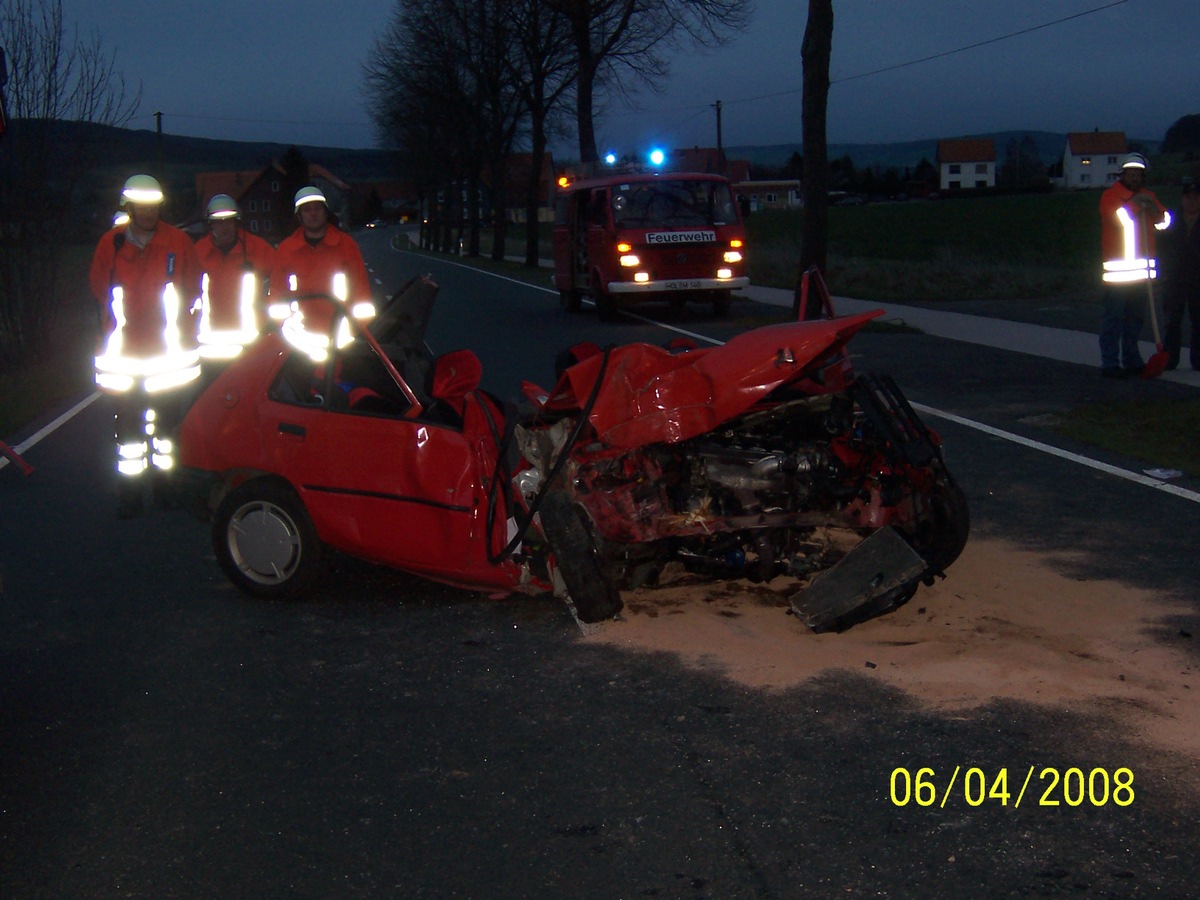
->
(552, 170), (749, 320)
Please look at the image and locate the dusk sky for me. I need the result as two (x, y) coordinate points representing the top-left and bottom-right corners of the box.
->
(54, 0), (1195, 156)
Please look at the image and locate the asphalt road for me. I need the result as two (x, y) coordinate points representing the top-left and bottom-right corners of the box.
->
(2, 232), (1199, 897)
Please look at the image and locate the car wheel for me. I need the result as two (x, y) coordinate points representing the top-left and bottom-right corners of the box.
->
(213, 479), (322, 599)
(540, 491), (623, 623)
(560, 289), (582, 312)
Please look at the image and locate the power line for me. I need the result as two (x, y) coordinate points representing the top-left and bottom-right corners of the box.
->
(642, 0), (1132, 114)
(128, 111), (371, 130)
(831, 0), (1130, 87)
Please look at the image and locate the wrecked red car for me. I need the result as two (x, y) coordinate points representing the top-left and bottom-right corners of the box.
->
(176, 274), (968, 632)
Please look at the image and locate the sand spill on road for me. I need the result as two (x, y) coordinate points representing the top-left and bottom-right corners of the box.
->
(584, 538), (1199, 758)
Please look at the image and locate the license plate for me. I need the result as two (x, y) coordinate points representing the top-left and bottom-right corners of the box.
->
(663, 280), (702, 291)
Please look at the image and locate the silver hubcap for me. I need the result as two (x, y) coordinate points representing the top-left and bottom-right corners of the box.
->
(227, 500), (302, 585)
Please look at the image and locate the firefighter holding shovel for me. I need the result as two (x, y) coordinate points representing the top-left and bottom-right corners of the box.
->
(1098, 152), (1170, 378)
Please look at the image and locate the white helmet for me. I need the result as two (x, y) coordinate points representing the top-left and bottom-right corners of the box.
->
(121, 174), (164, 205)
(206, 193), (240, 220)
(1121, 152), (1148, 170)
(294, 185), (327, 212)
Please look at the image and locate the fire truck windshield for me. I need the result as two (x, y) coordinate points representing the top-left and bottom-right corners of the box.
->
(611, 180), (738, 229)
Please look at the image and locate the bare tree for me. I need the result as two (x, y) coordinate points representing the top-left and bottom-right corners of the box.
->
(366, 1), (475, 253)
(794, 0), (831, 316)
(546, 0), (752, 164)
(366, 0), (530, 261)
(507, 0), (575, 267)
(0, 0), (138, 371)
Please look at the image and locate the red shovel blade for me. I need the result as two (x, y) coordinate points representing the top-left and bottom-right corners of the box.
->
(0, 439), (34, 476)
(1141, 349), (1170, 380)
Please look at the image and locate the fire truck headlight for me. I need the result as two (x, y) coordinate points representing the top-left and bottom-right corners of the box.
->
(723, 251), (743, 264)
(619, 254), (640, 267)
(634, 272), (650, 284)
(717, 268), (734, 280)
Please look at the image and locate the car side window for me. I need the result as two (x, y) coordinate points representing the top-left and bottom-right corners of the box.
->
(270, 352), (330, 408)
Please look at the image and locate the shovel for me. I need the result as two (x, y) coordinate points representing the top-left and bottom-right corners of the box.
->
(1141, 212), (1170, 379)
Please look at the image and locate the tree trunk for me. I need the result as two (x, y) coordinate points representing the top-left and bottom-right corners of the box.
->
(525, 129), (550, 268)
(794, 0), (833, 318)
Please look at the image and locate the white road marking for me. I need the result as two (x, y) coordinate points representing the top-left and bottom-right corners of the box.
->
(1, 392), (101, 469)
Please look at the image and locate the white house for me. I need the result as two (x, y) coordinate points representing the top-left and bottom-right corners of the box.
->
(1062, 131), (1127, 189)
(936, 138), (996, 190)
(731, 179), (802, 212)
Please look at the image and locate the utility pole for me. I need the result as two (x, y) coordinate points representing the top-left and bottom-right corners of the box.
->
(155, 111), (163, 181)
(714, 100), (725, 175)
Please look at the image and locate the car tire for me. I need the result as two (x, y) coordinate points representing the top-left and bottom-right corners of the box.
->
(539, 491), (623, 623)
(213, 479), (323, 600)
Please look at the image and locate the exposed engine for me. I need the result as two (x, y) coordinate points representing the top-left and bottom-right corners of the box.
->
(545, 373), (968, 621)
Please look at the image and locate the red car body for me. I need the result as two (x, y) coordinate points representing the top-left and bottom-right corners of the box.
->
(177, 275), (967, 630)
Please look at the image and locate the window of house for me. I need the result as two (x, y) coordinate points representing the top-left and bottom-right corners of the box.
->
(1081, 174), (1091, 184)
(264, 220), (272, 232)
(249, 200), (258, 212)
(1107, 156), (1117, 165)
(1081, 157), (1092, 166)
(975, 164), (987, 174)
(949, 164), (961, 175)
(271, 180), (280, 192)
(263, 200), (270, 212)
(766, 193), (777, 203)
(249, 220), (260, 232)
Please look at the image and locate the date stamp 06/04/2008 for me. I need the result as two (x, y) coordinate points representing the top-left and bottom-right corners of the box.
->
(889, 767), (1135, 809)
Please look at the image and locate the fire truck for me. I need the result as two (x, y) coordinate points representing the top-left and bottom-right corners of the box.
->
(552, 168), (749, 320)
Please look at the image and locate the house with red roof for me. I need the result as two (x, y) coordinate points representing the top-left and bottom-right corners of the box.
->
(194, 162), (353, 241)
(1061, 130), (1127, 189)
(936, 138), (996, 191)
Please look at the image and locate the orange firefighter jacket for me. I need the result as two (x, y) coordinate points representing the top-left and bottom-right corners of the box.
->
(89, 221), (202, 358)
(195, 228), (277, 352)
(272, 224), (372, 332)
(1099, 181), (1169, 285)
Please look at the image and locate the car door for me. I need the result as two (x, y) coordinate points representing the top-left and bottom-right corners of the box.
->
(264, 345), (488, 581)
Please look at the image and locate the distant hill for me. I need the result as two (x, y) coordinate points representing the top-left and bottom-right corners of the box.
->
(3, 119), (400, 185)
(73, 120), (399, 179)
(727, 131), (1162, 172)
(8, 120), (1164, 205)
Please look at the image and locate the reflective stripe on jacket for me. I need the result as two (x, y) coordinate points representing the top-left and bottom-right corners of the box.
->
(272, 224), (372, 332)
(196, 228), (277, 356)
(1099, 182), (1169, 284)
(89, 222), (202, 357)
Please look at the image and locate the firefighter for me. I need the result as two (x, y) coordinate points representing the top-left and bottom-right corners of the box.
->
(194, 193), (276, 374)
(270, 185), (374, 359)
(1098, 152), (1170, 377)
(89, 174), (202, 517)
